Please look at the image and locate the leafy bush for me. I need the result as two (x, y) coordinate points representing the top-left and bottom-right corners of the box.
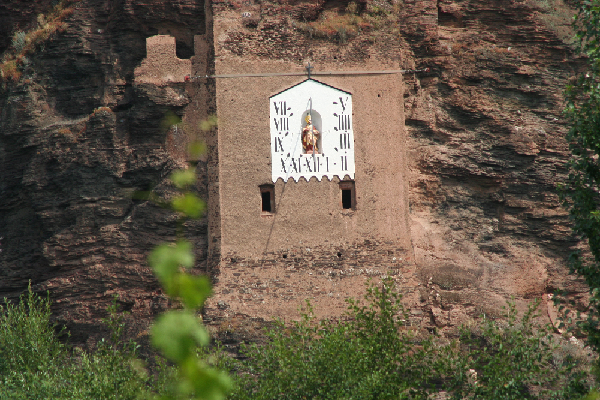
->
(450, 301), (589, 399)
(229, 280), (591, 400)
(230, 281), (436, 400)
(0, 286), (157, 400)
(0, 279), (592, 399)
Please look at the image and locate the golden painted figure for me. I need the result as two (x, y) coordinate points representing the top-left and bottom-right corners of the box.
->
(302, 114), (320, 154)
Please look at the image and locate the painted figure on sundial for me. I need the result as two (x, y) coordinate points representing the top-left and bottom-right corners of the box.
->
(302, 114), (320, 154)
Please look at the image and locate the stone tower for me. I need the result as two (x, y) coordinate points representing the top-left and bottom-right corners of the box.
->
(190, 1), (413, 321)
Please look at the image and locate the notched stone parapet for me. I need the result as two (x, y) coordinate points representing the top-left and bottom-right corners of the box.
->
(134, 35), (192, 86)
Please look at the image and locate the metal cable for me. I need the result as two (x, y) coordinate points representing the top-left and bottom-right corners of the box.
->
(185, 68), (429, 81)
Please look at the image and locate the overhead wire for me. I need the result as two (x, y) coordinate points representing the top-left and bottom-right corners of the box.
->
(184, 67), (430, 81)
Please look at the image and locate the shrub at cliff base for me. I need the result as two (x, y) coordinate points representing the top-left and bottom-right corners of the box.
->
(0, 280), (592, 400)
(0, 287), (159, 400)
(229, 279), (589, 400)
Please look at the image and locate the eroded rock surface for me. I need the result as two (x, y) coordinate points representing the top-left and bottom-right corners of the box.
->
(0, 0), (207, 344)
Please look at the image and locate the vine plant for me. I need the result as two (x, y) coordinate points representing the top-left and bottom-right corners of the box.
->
(146, 116), (231, 400)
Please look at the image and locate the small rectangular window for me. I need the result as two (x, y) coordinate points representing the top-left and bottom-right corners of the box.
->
(261, 191), (271, 212)
(341, 189), (352, 209)
(260, 184), (275, 213)
(339, 181), (355, 210)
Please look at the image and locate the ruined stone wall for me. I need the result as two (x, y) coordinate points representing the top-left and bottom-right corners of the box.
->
(205, 240), (418, 324)
(134, 35), (192, 85)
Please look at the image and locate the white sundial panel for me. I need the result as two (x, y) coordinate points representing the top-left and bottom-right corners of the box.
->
(270, 79), (354, 182)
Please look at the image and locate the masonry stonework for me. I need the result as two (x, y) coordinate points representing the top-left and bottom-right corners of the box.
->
(195, 3), (414, 323)
(134, 35), (192, 85)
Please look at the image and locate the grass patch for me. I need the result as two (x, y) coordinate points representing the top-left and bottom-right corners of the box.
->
(293, 1), (401, 44)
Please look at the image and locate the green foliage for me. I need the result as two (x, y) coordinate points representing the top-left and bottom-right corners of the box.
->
(0, 281), (589, 400)
(172, 192), (206, 219)
(583, 390), (600, 400)
(561, 0), (600, 362)
(199, 115), (218, 132)
(229, 280), (589, 400)
(171, 169), (198, 189)
(451, 301), (588, 399)
(0, 285), (155, 400)
(231, 279), (427, 400)
(0, 285), (64, 381)
(146, 122), (232, 400)
(161, 111), (183, 133)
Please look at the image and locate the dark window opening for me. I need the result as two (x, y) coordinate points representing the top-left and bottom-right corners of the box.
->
(261, 191), (271, 212)
(260, 184), (275, 213)
(339, 181), (355, 210)
(342, 189), (352, 209)
(176, 39), (194, 59)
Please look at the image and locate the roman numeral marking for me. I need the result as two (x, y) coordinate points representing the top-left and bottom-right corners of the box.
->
(274, 118), (289, 131)
(340, 133), (350, 150)
(340, 156), (348, 171)
(338, 115), (351, 131)
(275, 137), (284, 152)
(339, 97), (347, 112)
(304, 158), (313, 173)
(290, 158), (300, 173)
(273, 101), (287, 116)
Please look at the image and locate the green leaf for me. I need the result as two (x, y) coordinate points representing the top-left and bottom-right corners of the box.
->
(173, 274), (212, 309)
(161, 110), (182, 132)
(189, 141), (207, 158)
(151, 310), (209, 363)
(171, 168), (197, 189)
(172, 193), (206, 218)
(199, 115), (218, 131)
(179, 357), (233, 400)
(148, 241), (195, 287)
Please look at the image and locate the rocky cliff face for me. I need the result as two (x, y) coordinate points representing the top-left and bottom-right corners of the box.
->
(0, 0), (589, 344)
(404, 0), (588, 327)
(0, 0), (209, 343)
